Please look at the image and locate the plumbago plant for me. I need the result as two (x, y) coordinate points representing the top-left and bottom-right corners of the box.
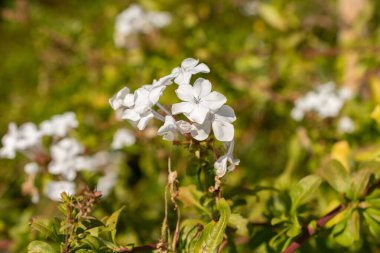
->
(6, 59), (380, 253)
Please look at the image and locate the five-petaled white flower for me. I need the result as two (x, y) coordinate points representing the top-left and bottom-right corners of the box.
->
(172, 78), (226, 124)
(171, 58), (210, 85)
(191, 105), (236, 142)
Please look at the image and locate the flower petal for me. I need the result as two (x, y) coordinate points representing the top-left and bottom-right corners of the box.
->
(191, 120), (211, 141)
(149, 85), (166, 104)
(175, 84), (194, 101)
(181, 58), (198, 69)
(215, 105), (236, 123)
(174, 72), (192, 85)
(137, 112), (154, 130)
(121, 109), (140, 121)
(123, 94), (135, 107)
(191, 63), (210, 74)
(212, 120), (234, 142)
(172, 102), (193, 115)
(202, 91), (227, 111)
(189, 104), (209, 124)
(214, 155), (228, 178)
(193, 78), (211, 99)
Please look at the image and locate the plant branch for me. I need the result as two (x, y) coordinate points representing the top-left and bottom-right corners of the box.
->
(282, 204), (345, 253)
(283, 178), (380, 253)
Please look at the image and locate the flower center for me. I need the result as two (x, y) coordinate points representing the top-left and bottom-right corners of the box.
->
(193, 97), (201, 104)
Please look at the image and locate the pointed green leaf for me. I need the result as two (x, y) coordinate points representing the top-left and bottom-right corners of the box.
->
(348, 169), (371, 200)
(290, 175), (321, 212)
(322, 159), (351, 194)
(192, 198), (231, 253)
(28, 241), (55, 253)
(100, 206), (125, 243)
(363, 210), (380, 238)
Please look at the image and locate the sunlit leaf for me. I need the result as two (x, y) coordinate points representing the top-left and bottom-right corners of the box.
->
(27, 241), (55, 253)
(290, 175), (321, 212)
(322, 159), (350, 194)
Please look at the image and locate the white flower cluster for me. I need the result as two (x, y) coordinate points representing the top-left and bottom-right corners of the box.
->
(0, 112), (77, 159)
(110, 58), (239, 177)
(0, 112), (132, 202)
(114, 4), (172, 48)
(291, 82), (352, 121)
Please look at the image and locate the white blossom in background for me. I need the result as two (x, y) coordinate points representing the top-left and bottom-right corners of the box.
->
(48, 138), (87, 180)
(110, 58), (239, 178)
(0, 122), (41, 159)
(291, 82), (352, 121)
(114, 4), (171, 48)
(40, 112), (78, 137)
(44, 181), (76, 201)
(240, 0), (260, 16)
(24, 162), (39, 175)
(97, 171), (118, 198)
(0, 111), (123, 203)
(111, 128), (136, 149)
(338, 116), (355, 133)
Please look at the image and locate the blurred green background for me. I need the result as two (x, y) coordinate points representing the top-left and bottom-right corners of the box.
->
(1, 0), (380, 252)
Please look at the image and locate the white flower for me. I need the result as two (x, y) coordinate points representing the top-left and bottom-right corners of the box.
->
(191, 105), (236, 142)
(172, 78), (226, 124)
(171, 58), (210, 85)
(48, 138), (85, 180)
(97, 171), (118, 198)
(40, 112), (78, 137)
(157, 116), (178, 141)
(338, 116), (355, 133)
(0, 122), (41, 159)
(111, 128), (136, 149)
(109, 87), (134, 110)
(24, 162), (39, 175)
(214, 140), (240, 177)
(120, 86), (155, 130)
(291, 82), (352, 121)
(114, 4), (171, 48)
(148, 74), (175, 105)
(44, 181), (75, 201)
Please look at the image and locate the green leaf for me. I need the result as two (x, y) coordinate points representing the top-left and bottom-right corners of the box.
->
(333, 209), (360, 247)
(322, 159), (351, 194)
(192, 198), (231, 253)
(371, 105), (380, 126)
(348, 169), (371, 200)
(100, 206), (125, 244)
(259, 3), (287, 31)
(27, 241), (55, 253)
(363, 210), (380, 238)
(178, 185), (210, 216)
(290, 175), (321, 212)
(30, 218), (59, 241)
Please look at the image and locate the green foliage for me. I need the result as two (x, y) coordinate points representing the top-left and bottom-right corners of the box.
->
(1, 0), (380, 252)
(191, 198), (231, 253)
